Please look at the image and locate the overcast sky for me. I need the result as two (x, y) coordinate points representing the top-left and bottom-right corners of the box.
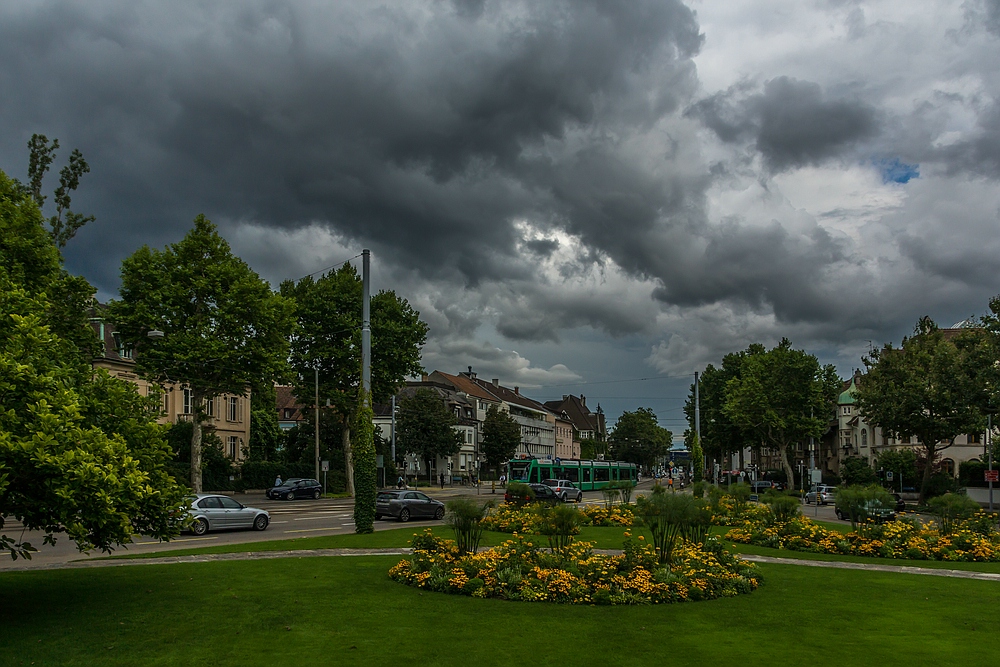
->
(3, 0), (999, 435)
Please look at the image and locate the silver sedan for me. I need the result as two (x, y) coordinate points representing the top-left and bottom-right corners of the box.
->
(185, 494), (270, 535)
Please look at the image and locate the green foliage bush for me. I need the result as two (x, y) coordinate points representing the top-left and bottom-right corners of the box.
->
(538, 503), (582, 553)
(505, 482), (534, 505)
(445, 497), (494, 554)
(928, 493), (982, 534)
(352, 391), (378, 534)
(763, 493), (801, 523)
(691, 480), (706, 499)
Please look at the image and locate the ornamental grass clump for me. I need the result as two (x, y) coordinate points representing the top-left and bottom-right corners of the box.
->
(538, 503), (581, 553)
(445, 498), (495, 555)
(389, 528), (761, 605)
(928, 493), (981, 535)
(635, 485), (706, 565)
(762, 493), (801, 524)
(601, 485), (621, 508)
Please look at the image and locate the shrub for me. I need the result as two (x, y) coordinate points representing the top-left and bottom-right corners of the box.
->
(636, 486), (698, 565)
(835, 485), (895, 530)
(601, 485), (621, 508)
(763, 493), (801, 523)
(730, 483), (751, 511)
(616, 480), (635, 505)
(505, 482), (534, 506)
(446, 498), (495, 554)
(928, 493), (981, 534)
(691, 480), (706, 499)
(538, 503), (581, 553)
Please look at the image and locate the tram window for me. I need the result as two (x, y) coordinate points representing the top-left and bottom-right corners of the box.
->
(612, 469), (619, 481)
(551, 467), (562, 479)
(595, 468), (609, 482)
(583, 468), (592, 483)
(564, 468), (579, 482)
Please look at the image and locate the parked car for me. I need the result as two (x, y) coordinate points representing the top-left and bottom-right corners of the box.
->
(805, 485), (837, 505)
(528, 483), (562, 504)
(542, 478), (583, 502)
(185, 494), (269, 535)
(750, 480), (774, 493)
(267, 478), (323, 500)
(835, 501), (896, 524)
(375, 490), (446, 522)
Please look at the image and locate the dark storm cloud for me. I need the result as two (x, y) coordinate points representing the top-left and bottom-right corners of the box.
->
(687, 77), (879, 172)
(937, 102), (1000, 178)
(0, 0), (704, 300)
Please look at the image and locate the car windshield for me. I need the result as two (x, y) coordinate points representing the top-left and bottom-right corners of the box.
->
(542, 479), (558, 487)
(376, 493), (396, 502)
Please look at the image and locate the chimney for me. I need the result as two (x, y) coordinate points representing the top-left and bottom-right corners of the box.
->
(422, 375), (428, 382)
(562, 395), (568, 400)
(492, 378), (499, 387)
(581, 395), (586, 406)
(514, 387), (519, 395)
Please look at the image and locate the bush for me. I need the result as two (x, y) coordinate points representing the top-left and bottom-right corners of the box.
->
(762, 494), (800, 523)
(928, 493), (981, 534)
(691, 480), (706, 499)
(446, 498), (495, 554)
(537, 503), (581, 553)
(601, 485), (621, 508)
(835, 485), (895, 529)
(635, 486), (702, 565)
(505, 482), (534, 505)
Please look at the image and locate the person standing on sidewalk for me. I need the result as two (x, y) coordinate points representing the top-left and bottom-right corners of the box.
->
(439, 472), (445, 489)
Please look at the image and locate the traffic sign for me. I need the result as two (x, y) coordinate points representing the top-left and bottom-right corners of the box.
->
(986, 470), (999, 483)
(886, 471), (893, 481)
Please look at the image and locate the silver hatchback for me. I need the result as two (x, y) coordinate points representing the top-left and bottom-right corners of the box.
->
(186, 494), (270, 535)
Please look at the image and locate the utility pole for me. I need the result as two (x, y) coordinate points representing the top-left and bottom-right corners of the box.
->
(362, 249), (371, 399)
(989, 414), (994, 511)
(695, 370), (703, 482)
(315, 367), (320, 482)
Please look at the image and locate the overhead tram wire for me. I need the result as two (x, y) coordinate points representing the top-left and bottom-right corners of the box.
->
(297, 252), (364, 282)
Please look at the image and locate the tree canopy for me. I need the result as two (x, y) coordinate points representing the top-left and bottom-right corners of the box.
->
(109, 215), (295, 492)
(855, 317), (987, 504)
(723, 339), (840, 488)
(0, 169), (185, 559)
(609, 407), (672, 470)
(480, 404), (521, 473)
(396, 389), (463, 482)
(280, 264), (427, 494)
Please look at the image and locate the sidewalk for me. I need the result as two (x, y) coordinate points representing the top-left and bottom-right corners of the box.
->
(7, 546), (1000, 581)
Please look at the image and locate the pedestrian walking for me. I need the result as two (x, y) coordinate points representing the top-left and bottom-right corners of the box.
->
(667, 476), (674, 490)
(274, 475), (282, 487)
(439, 472), (445, 489)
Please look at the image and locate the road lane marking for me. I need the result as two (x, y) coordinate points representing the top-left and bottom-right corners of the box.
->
(135, 537), (219, 545)
(284, 527), (347, 533)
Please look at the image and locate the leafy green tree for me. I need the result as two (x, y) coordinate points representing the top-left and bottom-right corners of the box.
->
(22, 134), (95, 248)
(579, 437), (607, 460)
(480, 404), (521, 476)
(609, 407), (671, 470)
(687, 430), (704, 481)
(247, 384), (283, 462)
(874, 449), (919, 491)
(723, 339), (841, 491)
(684, 347), (766, 471)
(0, 170), (186, 559)
(839, 456), (878, 486)
(396, 389), (463, 485)
(280, 265), (428, 495)
(855, 317), (987, 504)
(109, 215), (295, 492)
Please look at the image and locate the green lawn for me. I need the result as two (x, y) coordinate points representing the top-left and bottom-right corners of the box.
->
(3, 553), (999, 666)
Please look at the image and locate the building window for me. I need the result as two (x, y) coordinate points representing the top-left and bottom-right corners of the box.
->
(902, 435), (911, 444)
(227, 436), (238, 459)
(161, 391), (169, 414)
(182, 389), (192, 415)
(228, 397), (240, 422)
(283, 408), (294, 419)
(861, 429), (868, 448)
(112, 332), (133, 360)
(842, 406), (850, 415)
(204, 397), (215, 418)
(968, 433), (981, 444)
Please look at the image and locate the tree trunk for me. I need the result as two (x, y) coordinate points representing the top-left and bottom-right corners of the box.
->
(190, 391), (204, 493)
(779, 443), (795, 493)
(343, 420), (355, 497)
(918, 441), (936, 506)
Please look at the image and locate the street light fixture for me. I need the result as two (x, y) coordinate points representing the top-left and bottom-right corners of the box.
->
(147, 329), (164, 339)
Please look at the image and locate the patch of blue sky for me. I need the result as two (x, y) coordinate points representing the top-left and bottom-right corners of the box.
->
(873, 157), (919, 184)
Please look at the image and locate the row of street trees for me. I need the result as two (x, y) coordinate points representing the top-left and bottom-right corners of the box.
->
(683, 340), (841, 490)
(685, 310), (1000, 505)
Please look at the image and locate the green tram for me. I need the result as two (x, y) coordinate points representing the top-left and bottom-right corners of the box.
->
(506, 458), (637, 491)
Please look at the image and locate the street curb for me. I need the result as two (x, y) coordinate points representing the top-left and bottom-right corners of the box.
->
(740, 554), (1000, 581)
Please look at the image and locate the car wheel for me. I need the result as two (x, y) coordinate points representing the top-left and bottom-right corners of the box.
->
(375, 514), (383, 520)
(835, 509), (844, 520)
(285, 492), (295, 501)
(577, 492), (583, 503)
(434, 506), (445, 520)
(312, 489), (321, 500)
(253, 514), (268, 531)
(399, 508), (410, 523)
(191, 518), (209, 536)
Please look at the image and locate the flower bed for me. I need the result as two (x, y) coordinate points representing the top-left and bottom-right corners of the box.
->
(389, 529), (761, 605)
(479, 502), (638, 534)
(725, 512), (1000, 562)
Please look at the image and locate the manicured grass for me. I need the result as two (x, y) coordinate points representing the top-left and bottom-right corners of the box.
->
(4, 554), (1000, 666)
